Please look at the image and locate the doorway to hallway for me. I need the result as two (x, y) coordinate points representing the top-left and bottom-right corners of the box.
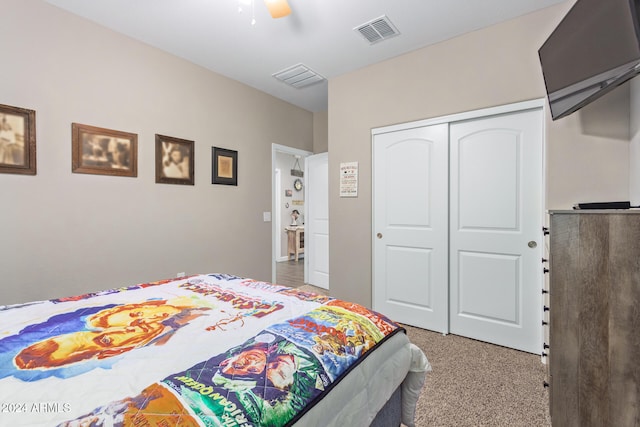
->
(271, 144), (312, 286)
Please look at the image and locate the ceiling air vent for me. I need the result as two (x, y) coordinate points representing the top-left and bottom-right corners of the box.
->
(272, 64), (326, 89)
(354, 15), (400, 44)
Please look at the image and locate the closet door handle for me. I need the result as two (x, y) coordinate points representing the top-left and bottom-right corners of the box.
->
(377, 233), (383, 239)
(528, 240), (537, 248)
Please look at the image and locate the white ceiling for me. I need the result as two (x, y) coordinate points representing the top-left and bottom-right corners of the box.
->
(44, 0), (565, 112)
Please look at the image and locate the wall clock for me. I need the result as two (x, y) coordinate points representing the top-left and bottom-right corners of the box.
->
(294, 178), (303, 191)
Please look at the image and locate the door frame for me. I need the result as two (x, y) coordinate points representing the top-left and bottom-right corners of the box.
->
(373, 99), (546, 134)
(271, 144), (313, 284)
(371, 98), (547, 346)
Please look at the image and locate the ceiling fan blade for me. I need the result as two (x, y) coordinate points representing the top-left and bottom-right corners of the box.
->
(264, 0), (291, 18)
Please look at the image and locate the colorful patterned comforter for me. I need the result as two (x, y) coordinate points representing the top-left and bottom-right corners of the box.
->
(0, 274), (405, 426)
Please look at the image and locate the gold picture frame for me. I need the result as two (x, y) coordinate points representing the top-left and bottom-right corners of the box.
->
(0, 103), (36, 175)
(72, 123), (137, 177)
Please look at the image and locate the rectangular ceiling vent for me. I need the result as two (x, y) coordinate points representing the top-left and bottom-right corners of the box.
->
(272, 64), (326, 89)
(354, 15), (400, 44)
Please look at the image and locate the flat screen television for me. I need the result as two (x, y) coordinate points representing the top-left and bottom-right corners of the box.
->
(539, 0), (640, 120)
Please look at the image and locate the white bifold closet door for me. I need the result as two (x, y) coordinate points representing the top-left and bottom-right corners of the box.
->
(373, 105), (543, 353)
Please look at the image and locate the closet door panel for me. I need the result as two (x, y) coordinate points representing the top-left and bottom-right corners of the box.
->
(373, 124), (449, 333)
(457, 130), (519, 230)
(449, 109), (543, 353)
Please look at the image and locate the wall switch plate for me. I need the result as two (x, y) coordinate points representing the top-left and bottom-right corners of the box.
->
(263, 212), (271, 222)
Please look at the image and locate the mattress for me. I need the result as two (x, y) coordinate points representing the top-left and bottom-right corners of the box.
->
(0, 273), (429, 426)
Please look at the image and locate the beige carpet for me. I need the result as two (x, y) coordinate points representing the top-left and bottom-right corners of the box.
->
(404, 325), (550, 427)
(297, 284), (551, 427)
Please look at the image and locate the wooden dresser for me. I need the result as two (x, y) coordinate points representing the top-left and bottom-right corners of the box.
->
(548, 211), (639, 426)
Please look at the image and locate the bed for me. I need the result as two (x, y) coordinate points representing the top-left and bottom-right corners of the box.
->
(0, 273), (430, 427)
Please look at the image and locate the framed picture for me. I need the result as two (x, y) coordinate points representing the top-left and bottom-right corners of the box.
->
(0, 103), (36, 175)
(72, 123), (137, 177)
(155, 134), (194, 185)
(212, 146), (237, 186)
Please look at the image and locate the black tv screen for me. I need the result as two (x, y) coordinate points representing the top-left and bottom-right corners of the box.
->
(539, 0), (640, 120)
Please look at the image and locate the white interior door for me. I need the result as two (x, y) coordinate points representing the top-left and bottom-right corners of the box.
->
(449, 109), (543, 353)
(373, 124), (449, 333)
(305, 153), (329, 289)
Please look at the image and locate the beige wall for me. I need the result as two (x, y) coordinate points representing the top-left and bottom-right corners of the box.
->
(313, 111), (329, 153)
(0, 0), (313, 305)
(328, 1), (631, 306)
(3, 1), (633, 309)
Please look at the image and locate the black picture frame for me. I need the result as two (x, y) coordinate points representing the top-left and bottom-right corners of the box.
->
(212, 147), (237, 186)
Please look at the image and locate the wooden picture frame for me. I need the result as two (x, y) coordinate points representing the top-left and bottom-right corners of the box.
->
(72, 123), (137, 177)
(212, 146), (237, 186)
(155, 134), (195, 185)
(0, 103), (36, 175)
